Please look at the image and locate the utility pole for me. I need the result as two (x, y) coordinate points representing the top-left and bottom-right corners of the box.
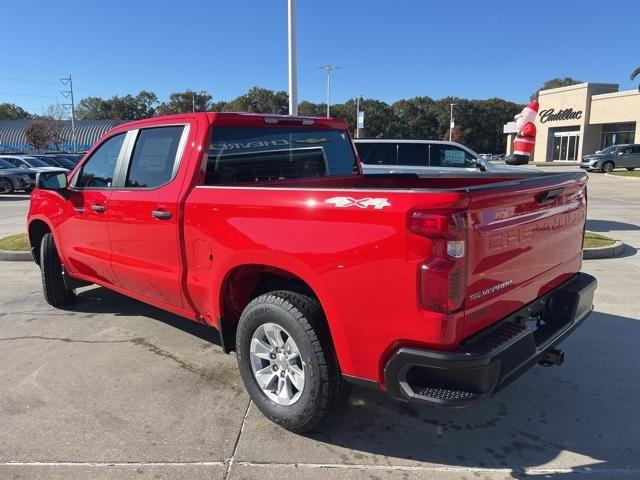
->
(288, 0), (298, 115)
(60, 75), (76, 153)
(449, 103), (456, 142)
(318, 65), (341, 117)
(192, 91), (196, 112)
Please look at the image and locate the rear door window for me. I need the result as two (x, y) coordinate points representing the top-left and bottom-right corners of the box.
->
(205, 127), (356, 184)
(125, 126), (185, 188)
(356, 143), (397, 165)
(429, 144), (477, 167)
(397, 144), (428, 166)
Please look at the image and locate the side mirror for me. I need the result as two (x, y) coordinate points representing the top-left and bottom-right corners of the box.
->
(617, 151), (625, 156)
(36, 171), (68, 190)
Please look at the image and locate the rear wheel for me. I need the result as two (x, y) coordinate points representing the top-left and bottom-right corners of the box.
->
(0, 177), (14, 194)
(602, 161), (614, 173)
(40, 233), (75, 307)
(236, 290), (349, 432)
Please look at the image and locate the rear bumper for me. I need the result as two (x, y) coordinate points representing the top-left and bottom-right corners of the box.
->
(384, 272), (596, 407)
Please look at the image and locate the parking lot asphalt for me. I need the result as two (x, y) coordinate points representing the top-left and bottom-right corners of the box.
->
(1, 170), (639, 479)
(0, 193), (30, 238)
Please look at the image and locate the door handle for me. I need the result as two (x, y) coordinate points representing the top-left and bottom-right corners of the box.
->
(151, 210), (172, 220)
(90, 204), (106, 213)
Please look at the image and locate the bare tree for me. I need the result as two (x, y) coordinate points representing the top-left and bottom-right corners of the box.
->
(25, 120), (53, 151)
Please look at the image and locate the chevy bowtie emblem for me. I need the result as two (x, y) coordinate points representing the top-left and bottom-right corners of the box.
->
(325, 197), (391, 210)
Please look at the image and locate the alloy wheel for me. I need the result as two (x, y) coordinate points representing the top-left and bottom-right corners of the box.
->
(249, 322), (305, 406)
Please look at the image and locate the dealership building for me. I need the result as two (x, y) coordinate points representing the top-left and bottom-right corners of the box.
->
(505, 82), (640, 162)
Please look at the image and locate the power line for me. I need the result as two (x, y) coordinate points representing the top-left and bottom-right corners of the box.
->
(0, 91), (58, 99)
(0, 76), (58, 85)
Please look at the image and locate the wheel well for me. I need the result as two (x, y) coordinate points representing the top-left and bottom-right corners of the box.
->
(219, 265), (319, 353)
(28, 220), (51, 265)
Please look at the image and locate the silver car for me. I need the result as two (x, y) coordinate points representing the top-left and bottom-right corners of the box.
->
(0, 155), (70, 175)
(354, 139), (530, 175)
(0, 158), (36, 193)
(581, 144), (640, 173)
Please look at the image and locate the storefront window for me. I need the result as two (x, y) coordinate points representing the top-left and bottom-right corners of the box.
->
(601, 122), (636, 149)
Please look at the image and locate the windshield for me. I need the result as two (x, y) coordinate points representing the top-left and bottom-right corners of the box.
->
(53, 157), (76, 168)
(24, 157), (50, 168)
(0, 159), (15, 169)
(600, 146), (619, 155)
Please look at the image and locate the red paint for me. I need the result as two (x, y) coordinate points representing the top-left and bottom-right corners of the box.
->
(28, 112), (589, 386)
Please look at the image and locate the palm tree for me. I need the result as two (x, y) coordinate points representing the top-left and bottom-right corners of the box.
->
(632, 66), (640, 91)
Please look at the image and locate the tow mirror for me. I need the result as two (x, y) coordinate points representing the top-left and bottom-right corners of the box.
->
(36, 171), (68, 190)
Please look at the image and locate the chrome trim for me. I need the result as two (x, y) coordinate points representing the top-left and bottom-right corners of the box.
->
(112, 129), (139, 188)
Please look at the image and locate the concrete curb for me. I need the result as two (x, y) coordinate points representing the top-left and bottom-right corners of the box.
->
(605, 173), (640, 181)
(583, 240), (626, 260)
(0, 249), (32, 261)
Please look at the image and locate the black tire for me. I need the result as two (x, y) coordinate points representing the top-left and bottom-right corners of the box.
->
(0, 177), (14, 194)
(40, 233), (75, 307)
(602, 161), (614, 173)
(236, 290), (350, 432)
(626, 168), (635, 171)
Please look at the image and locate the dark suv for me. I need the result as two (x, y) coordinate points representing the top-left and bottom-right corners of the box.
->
(581, 144), (640, 173)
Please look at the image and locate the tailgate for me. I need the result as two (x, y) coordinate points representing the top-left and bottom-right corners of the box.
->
(463, 173), (588, 337)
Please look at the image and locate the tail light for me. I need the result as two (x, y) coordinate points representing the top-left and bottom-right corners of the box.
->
(410, 211), (467, 314)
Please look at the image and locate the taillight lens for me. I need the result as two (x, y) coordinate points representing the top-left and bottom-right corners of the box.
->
(411, 211), (467, 314)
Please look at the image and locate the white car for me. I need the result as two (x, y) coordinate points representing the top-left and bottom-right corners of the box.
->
(354, 140), (529, 175)
(0, 155), (70, 175)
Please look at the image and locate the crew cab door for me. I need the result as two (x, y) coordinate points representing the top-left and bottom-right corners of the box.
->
(58, 132), (126, 284)
(107, 124), (191, 309)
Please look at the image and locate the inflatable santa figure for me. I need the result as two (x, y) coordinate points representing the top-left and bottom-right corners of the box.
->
(505, 99), (539, 165)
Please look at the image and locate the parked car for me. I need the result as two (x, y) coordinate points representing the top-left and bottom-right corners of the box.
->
(581, 144), (640, 172)
(354, 140), (530, 174)
(0, 158), (36, 193)
(0, 155), (70, 174)
(31, 155), (77, 170)
(28, 112), (596, 432)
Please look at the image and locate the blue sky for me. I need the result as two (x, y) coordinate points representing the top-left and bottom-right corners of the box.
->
(3, 0), (639, 114)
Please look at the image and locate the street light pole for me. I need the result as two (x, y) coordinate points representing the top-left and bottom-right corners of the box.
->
(319, 65), (341, 117)
(288, 0), (298, 115)
(449, 103), (456, 142)
(355, 95), (361, 138)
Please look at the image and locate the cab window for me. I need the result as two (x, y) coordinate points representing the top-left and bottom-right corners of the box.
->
(75, 133), (125, 188)
(125, 126), (185, 188)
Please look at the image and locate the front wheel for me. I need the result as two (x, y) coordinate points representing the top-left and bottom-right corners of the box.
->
(236, 290), (349, 432)
(0, 177), (14, 194)
(602, 161), (614, 173)
(40, 233), (75, 307)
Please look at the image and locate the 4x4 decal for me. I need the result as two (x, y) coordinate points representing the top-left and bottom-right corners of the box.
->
(325, 197), (391, 210)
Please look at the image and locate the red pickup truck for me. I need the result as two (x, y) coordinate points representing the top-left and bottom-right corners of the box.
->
(28, 112), (596, 432)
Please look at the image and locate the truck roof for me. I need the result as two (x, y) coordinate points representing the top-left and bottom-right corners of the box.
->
(107, 112), (348, 131)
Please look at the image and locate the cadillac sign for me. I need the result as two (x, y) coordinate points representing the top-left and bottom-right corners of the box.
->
(539, 108), (583, 123)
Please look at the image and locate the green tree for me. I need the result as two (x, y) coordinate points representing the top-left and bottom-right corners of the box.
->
(76, 91), (158, 120)
(532, 77), (582, 100)
(0, 103), (31, 120)
(25, 120), (52, 151)
(392, 97), (440, 139)
(157, 90), (213, 115)
(223, 87), (288, 115)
